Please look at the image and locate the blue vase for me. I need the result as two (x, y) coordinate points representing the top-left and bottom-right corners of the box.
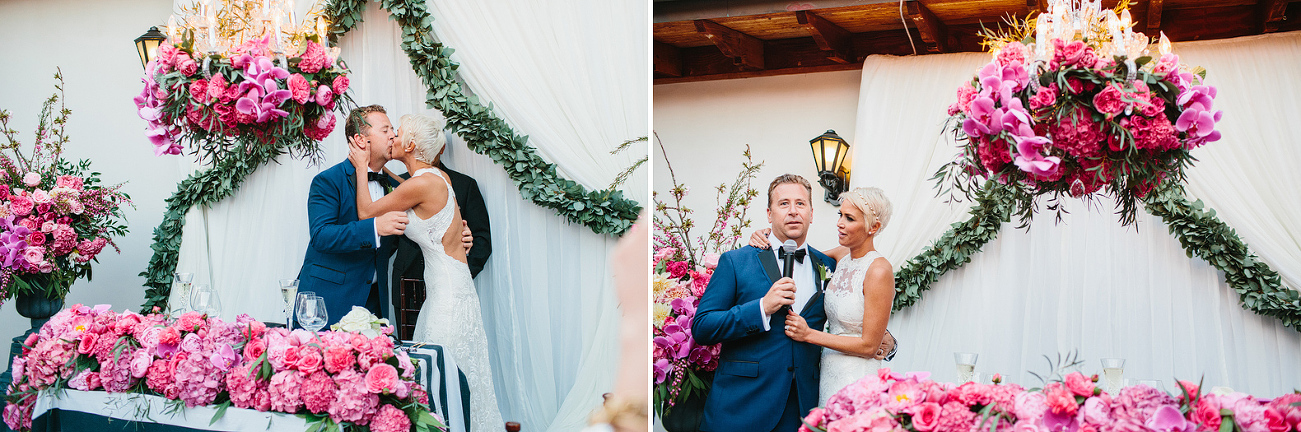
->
(14, 290), (64, 330)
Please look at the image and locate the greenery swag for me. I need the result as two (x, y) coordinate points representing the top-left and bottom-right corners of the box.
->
(892, 182), (1301, 331)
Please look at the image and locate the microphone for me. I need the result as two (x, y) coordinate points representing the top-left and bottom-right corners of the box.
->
(779, 239), (797, 316)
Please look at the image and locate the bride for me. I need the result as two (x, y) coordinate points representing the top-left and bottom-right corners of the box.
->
(752, 187), (896, 405)
(349, 113), (504, 431)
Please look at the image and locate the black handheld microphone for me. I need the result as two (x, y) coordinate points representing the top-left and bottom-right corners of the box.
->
(779, 239), (797, 316)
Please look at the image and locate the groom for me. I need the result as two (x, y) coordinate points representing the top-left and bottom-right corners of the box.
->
(693, 174), (836, 432)
(299, 105), (407, 325)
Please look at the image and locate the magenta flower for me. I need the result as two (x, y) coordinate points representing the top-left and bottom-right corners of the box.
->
(1012, 135), (1062, 178)
(234, 57), (292, 123)
(1146, 405), (1195, 432)
(1175, 85), (1222, 146)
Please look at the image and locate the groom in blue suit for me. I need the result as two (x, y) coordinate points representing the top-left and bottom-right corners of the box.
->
(299, 105), (408, 325)
(693, 174), (835, 432)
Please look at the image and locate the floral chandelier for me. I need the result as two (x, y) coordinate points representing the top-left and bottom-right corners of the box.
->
(164, 0), (337, 65)
(939, 0), (1222, 227)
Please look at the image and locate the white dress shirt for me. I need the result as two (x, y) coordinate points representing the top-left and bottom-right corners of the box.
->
(367, 168), (385, 283)
(760, 233), (815, 331)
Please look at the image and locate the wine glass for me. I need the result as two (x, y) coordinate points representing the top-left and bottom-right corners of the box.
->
(190, 284), (222, 318)
(1101, 358), (1126, 394)
(294, 291), (315, 330)
(954, 352), (978, 383)
(279, 279), (299, 328)
(296, 295), (328, 334)
(172, 272), (194, 315)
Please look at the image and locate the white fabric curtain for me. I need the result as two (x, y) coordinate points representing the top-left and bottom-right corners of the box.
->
(848, 31), (1301, 395)
(173, 1), (645, 431)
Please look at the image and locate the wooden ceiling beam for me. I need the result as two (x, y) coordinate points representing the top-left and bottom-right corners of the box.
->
(796, 10), (854, 64)
(654, 40), (683, 77)
(1260, 0), (1289, 32)
(1029, 0), (1050, 15)
(905, 1), (949, 53)
(693, 19), (765, 70)
(1148, 0), (1165, 31)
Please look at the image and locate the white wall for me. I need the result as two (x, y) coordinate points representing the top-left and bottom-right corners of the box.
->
(653, 70), (862, 254)
(0, 0), (176, 369)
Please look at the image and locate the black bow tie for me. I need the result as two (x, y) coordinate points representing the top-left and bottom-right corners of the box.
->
(366, 172), (385, 182)
(777, 247), (806, 263)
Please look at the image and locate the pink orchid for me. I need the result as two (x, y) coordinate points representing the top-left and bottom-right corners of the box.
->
(235, 57), (292, 123)
(1147, 405), (1195, 432)
(1012, 135), (1062, 178)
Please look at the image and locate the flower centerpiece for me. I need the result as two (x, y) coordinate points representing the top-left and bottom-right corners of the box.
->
(800, 367), (1301, 432)
(2, 305), (447, 432)
(936, 1), (1221, 226)
(134, 3), (352, 162)
(0, 72), (131, 307)
(652, 142), (762, 418)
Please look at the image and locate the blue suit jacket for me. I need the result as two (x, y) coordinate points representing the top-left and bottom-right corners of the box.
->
(692, 245), (835, 432)
(298, 160), (396, 325)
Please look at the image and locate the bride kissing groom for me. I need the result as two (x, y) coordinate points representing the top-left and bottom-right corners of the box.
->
(692, 174), (898, 432)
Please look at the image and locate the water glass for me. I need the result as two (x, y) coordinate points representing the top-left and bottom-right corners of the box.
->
(172, 272), (194, 315)
(1101, 358), (1126, 394)
(279, 279), (299, 328)
(954, 352), (978, 383)
(1137, 379), (1165, 392)
(190, 284), (222, 317)
(296, 295), (328, 334)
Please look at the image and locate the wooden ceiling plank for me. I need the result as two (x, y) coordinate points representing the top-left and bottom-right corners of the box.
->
(905, 1), (950, 53)
(1148, 0), (1165, 31)
(796, 10), (854, 64)
(693, 19), (765, 70)
(655, 40), (683, 77)
(1260, 0), (1288, 32)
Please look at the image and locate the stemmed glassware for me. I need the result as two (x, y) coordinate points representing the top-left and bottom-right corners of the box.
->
(189, 284), (222, 317)
(954, 352), (978, 383)
(296, 293), (327, 334)
(279, 279), (299, 328)
(172, 272), (194, 316)
(1101, 358), (1126, 394)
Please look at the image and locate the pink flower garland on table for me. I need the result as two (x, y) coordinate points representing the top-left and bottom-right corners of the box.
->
(2, 306), (442, 432)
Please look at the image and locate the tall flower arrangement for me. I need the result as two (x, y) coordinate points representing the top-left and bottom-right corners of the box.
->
(2, 306), (446, 432)
(652, 140), (762, 415)
(800, 368), (1301, 432)
(0, 72), (131, 306)
(134, 32), (351, 163)
(937, 12), (1220, 227)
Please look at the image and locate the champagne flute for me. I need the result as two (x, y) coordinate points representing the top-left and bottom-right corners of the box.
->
(296, 295), (328, 334)
(1101, 358), (1125, 394)
(279, 279), (299, 328)
(173, 272), (194, 315)
(190, 284), (222, 318)
(954, 352), (978, 383)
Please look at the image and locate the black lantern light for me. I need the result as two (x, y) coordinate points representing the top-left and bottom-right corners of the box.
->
(809, 129), (852, 204)
(135, 26), (167, 70)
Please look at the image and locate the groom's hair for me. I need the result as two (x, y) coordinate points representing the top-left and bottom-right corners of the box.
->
(345, 105), (387, 138)
(766, 174), (813, 208)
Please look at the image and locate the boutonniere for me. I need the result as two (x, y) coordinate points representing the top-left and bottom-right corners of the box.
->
(815, 261), (832, 283)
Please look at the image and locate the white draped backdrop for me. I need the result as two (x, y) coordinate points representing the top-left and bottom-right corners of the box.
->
(169, 0), (648, 430)
(850, 31), (1301, 394)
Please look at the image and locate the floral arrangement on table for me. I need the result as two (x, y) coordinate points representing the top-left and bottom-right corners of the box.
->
(2, 305), (447, 432)
(800, 368), (1301, 432)
(0, 72), (131, 307)
(651, 142), (762, 416)
(937, 4), (1222, 227)
(134, 32), (351, 162)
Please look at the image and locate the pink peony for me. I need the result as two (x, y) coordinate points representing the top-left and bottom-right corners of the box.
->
(10, 195), (33, 216)
(298, 42), (328, 73)
(324, 346), (356, 374)
(329, 369), (380, 425)
(370, 404), (412, 432)
(314, 85), (334, 108)
(1065, 372), (1096, 397)
(179, 55), (198, 76)
(1030, 84), (1059, 110)
(1045, 383), (1079, 416)
(365, 363), (401, 394)
(667, 261), (690, 279)
(207, 74), (228, 100)
(332, 75), (350, 96)
(189, 79), (210, 103)
(911, 402), (943, 431)
(300, 370), (338, 414)
(1093, 85), (1127, 117)
(288, 74), (311, 104)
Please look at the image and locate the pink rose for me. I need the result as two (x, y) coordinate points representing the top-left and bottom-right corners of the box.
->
(22, 172), (41, 187)
(314, 85), (334, 108)
(1195, 399), (1222, 431)
(666, 261), (690, 279)
(1045, 383), (1079, 416)
(27, 232), (46, 247)
(800, 407), (826, 432)
(701, 253), (721, 270)
(22, 246), (44, 266)
(332, 75), (349, 96)
(296, 347), (324, 374)
(207, 74), (228, 100)
(911, 402), (943, 431)
(179, 55), (198, 76)
(244, 338), (266, 363)
(288, 74), (311, 104)
(1264, 407), (1290, 432)
(324, 346), (355, 374)
(364, 363), (400, 394)
(77, 332), (98, 354)
(1065, 372), (1096, 397)
(10, 195), (33, 216)
(1092, 85), (1126, 117)
(1030, 84), (1059, 110)
(189, 79), (210, 103)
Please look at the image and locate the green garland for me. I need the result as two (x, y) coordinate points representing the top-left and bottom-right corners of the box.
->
(892, 181), (1301, 331)
(139, 0), (641, 311)
(323, 0), (641, 235)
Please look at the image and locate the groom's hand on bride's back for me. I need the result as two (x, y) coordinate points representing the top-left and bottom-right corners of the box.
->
(376, 211), (409, 236)
(761, 277), (797, 315)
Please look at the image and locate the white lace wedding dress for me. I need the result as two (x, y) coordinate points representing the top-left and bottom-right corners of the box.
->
(819, 250), (886, 406)
(407, 168), (504, 431)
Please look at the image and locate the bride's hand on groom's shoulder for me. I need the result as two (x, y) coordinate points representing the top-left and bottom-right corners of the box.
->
(749, 228), (772, 249)
(783, 310), (813, 342)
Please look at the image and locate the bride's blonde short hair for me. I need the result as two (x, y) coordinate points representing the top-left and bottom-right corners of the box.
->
(841, 187), (892, 235)
(398, 113), (448, 164)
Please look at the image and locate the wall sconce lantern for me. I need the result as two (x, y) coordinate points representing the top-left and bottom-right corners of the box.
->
(809, 129), (851, 204)
(135, 26), (167, 70)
